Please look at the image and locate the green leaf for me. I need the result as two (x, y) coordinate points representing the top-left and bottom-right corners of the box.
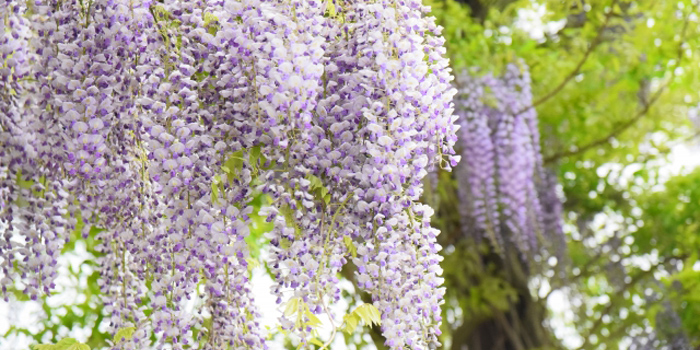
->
(89, 226), (105, 236)
(344, 236), (356, 258)
(32, 338), (78, 350)
(353, 303), (381, 327)
(245, 257), (259, 273)
(211, 175), (220, 204)
(202, 12), (218, 26)
(175, 34), (183, 51)
(306, 174), (323, 189)
(249, 145), (262, 166)
(53, 338), (79, 349)
(341, 313), (359, 334)
(304, 308), (323, 327)
(284, 297), (301, 317)
(65, 344), (90, 350)
(309, 337), (324, 347)
(342, 303), (381, 334)
(15, 170), (34, 189)
(193, 71), (209, 82)
(325, 0), (337, 18)
(279, 205), (301, 237)
(32, 345), (56, 350)
(222, 151), (245, 182)
(306, 174), (332, 204)
(279, 237), (292, 250)
(260, 157), (275, 170)
(113, 326), (137, 344)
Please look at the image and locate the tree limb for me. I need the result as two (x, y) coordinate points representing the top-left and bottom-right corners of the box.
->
(543, 83), (665, 164)
(516, 0), (619, 115)
(544, 4), (695, 164)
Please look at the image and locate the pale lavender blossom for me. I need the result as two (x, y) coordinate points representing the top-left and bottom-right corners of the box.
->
(0, 0), (459, 349)
(454, 63), (564, 259)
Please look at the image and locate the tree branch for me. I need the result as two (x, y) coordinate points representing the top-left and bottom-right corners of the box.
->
(544, 4), (695, 164)
(574, 255), (687, 350)
(516, 0), (619, 115)
(544, 83), (664, 164)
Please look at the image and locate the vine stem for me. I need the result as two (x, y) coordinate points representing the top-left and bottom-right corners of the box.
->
(316, 195), (352, 349)
(319, 298), (337, 350)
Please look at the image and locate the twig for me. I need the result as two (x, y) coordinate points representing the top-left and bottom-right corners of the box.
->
(544, 4), (695, 164)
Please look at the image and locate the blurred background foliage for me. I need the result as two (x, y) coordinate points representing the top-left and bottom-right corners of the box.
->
(427, 0), (700, 349)
(3, 0), (700, 349)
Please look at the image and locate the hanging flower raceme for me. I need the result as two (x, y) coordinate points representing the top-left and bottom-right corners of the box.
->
(0, 0), (75, 303)
(454, 63), (564, 258)
(0, 0), (459, 349)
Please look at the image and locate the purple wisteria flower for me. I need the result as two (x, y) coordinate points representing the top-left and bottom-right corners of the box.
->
(454, 63), (564, 259)
(0, 0), (459, 349)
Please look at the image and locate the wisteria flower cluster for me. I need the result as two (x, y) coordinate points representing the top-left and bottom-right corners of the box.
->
(454, 63), (563, 258)
(0, 0), (459, 349)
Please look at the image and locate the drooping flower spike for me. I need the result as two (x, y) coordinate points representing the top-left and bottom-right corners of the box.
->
(0, 0), (459, 349)
(454, 63), (564, 259)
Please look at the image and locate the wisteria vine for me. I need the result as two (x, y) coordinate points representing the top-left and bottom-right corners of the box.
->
(453, 63), (564, 258)
(0, 0), (459, 349)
